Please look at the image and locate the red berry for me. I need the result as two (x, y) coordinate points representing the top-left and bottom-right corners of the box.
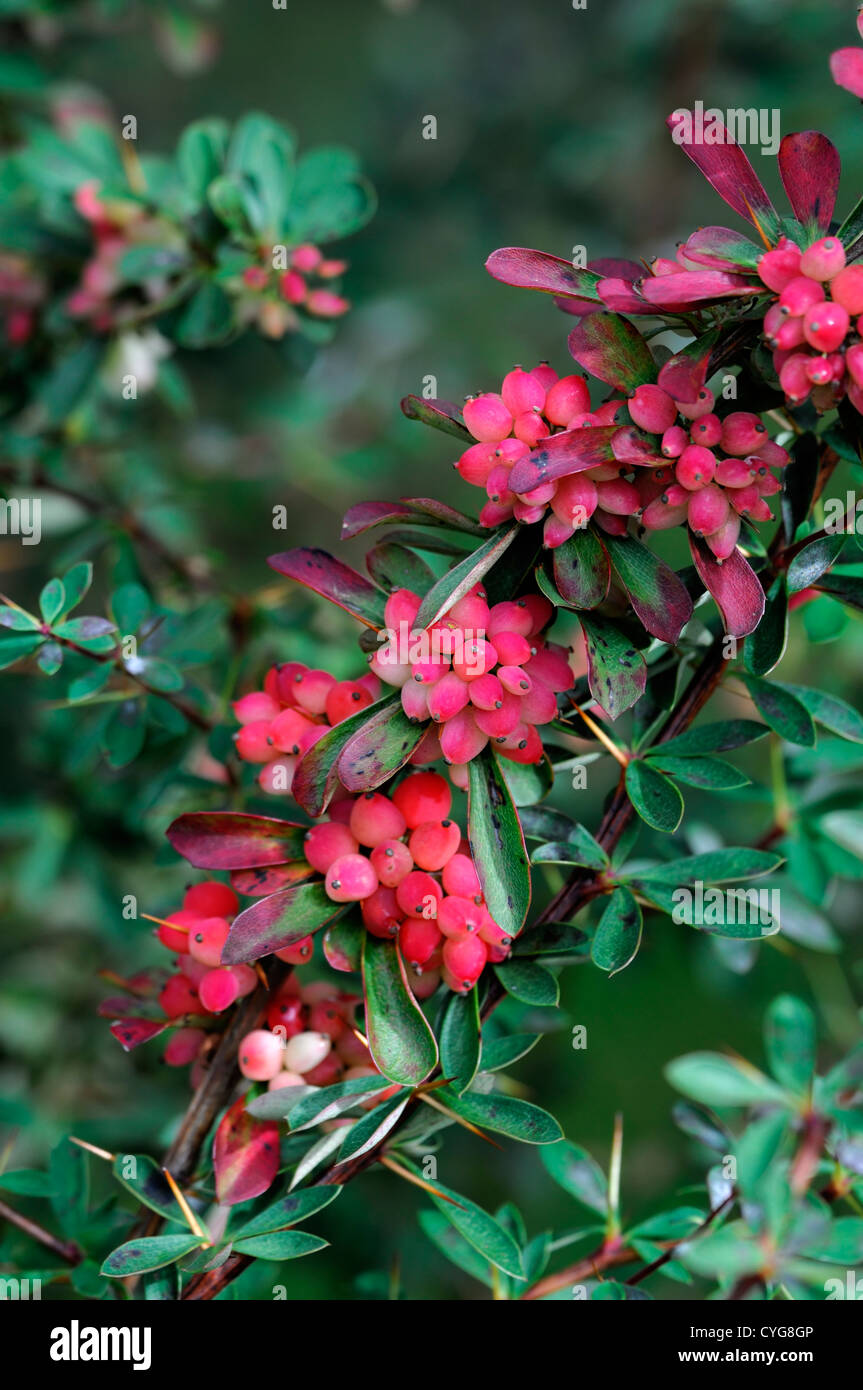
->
(361, 885), (403, 937)
(395, 870), (443, 920)
(269, 707), (316, 754)
(266, 994), (305, 1034)
(441, 853), (482, 899)
(463, 393), (513, 442)
(188, 916), (231, 968)
(235, 720), (276, 762)
(442, 933), (488, 989)
(274, 936), (315, 965)
(232, 692), (280, 724)
(719, 413), (769, 455)
(157, 909), (195, 954)
(198, 967), (240, 1013)
(408, 819), (461, 872)
(676, 445), (716, 490)
(369, 839), (414, 887)
(627, 383), (677, 433)
(688, 484), (730, 536)
(392, 771), (452, 827)
(302, 1052), (344, 1087)
(159, 974), (201, 1019)
(427, 672), (471, 722)
(305, 821), (359, 874)
(163, 1028), (205, 1067)
(349, 793), (407, 848)
(830, 265), (863, 314)
(308, 1000), (345, 1038)
(183, 880), (238, 918)
(325, 680), (374, 725)
(779, 276), (825, 316)
(325, 854), (379, 902)
(399, 917), (442, 967)
(757, 240), (802, 292)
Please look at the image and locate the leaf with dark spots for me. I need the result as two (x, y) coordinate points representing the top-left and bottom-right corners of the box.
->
(230, 863), (314, 898)
(440, 1089), (562, 1144)
(166, 812), (307, 870)
(577, 613), (646, 720)
(414, 526), (518, 630)
(400, 394), (471, 442)
(213, 1095), (279, 1206)
(602, 534), (693, 644)
(337, 701), (426, 793)
(610, 426), (661, 464)
(485, 247), (601, 302)
(102, 1234), (203, 1278)
(110, 1017), (170, 1051)
(222, 882), (340, 963)
(111, 1154), (181, 1221)
(591, 887), (643, 975)
(508, 426), (618, 495)
(267, 548), (387, 630)
(467, 747), (531, 938)
(689, 535), (765, 638)
(743, 675), (816, 747)
(293, 694), (396, 816)
(656, 328), (719, 403)
(551, 529), (611, 609)
(625, 760), (684, 833)
(567, 312), (656, 391)
(366, 541), (434, 594)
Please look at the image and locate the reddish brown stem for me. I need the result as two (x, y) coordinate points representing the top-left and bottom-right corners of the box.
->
(0, 1197), (82, 1266)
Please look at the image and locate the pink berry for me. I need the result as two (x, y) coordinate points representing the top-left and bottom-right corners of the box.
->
(325, 854), (379, 903)
(830, 265), (863, 315)
(491, 630), (532, 666)
(232, 692), (280, 724)
(472, 691), (522, 738)
(349, 793), (407, 848)
(305, 821), (359, 874)
(302, 1053), (344, 1087)
(392, 771), (452, 827)
(478, 914), (513, 950)
(439, 708), (489, 763)
(469, 672), (505, 711)
(456, 441), (497, 486)
(399, 917), (442, 968)
(627, 383), (677, 433)
(688, 413), (722, 448)
(463, 393), (513, 442)
(714, 457), (754, 488)
(258, 758), (296, 796)
(544, 374), (591, 426)
(268, 1070), (308, 1090)
(235, 720), (276, 762)
(164, 1028), (205, 1068)
(501, 366), (546, 416)
(441, 933), (488, 989)
(274, 936), (314, 965)
(284, 1030), (332, 1074)
(675, 445), (716, 490)
(442, 852), (482, 899)
(159, 974), (200, 1019)
(188, 916), (231, 968)
(513, 410), (550, 446)
(437, 896), (478, 936)
(757, 239), (802, 292)
(498, 664), (532, 697)
(292, 243), (322, 272)
(799, 237), (846, 282)
(370, 839), (414, 887)
(803, 301), (850, 353)
(675, 388), (714, 420)
(704, 515), (742, 561)
(845, 342), (863, 387)
(292, 668), (336, 716)
(719, 412), (769, 455)
(688, 484), (731, 536)
(158, 910), (195, 954)
(198, 967), (240, 1013)
(183, 881), (239, 918)
(779, 353), (813, 403)
(549, 473), (598, 527)
(641, 495), (689, 530)
(238, 1029), (284, 1081)
(594, 478), (640, 515)
(529, 361), (559, 390)
(361, 885), (402, 938)
(427, 672), (471, 722)
(773, 316), (807, 351)
(523, 641), (572, 692)
(660, 424), (688, 458)
(408, 819), (461, 872)
(395, 870), (443, 920)
(779, 276), (825, 316)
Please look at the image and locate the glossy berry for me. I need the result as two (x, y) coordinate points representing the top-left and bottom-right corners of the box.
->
(304, 821), (359, 874)
(238, 1029), (284, 1081)
(283, 1030), (332, 1074)
(408, 819), (461, 871)
(392, 771), (452, 828)
(325, 854), (379, 903)
(442, 933), (488, 989)
(188, 916), (231, 968)
(183, 880), (239, 918)
(198, 967), (240, 1013)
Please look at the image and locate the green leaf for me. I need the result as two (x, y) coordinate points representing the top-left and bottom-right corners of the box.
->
(530, 823), (608, 871)
(231, 1187), (341, 1240)
(478, 1033), (541, 1072)
(650, 720), (768, 757)
(550, 529), (611, 609)
(511, 918), (590, 959)
(540, 1140), (608, 1215)
(633, 848), (783, 886)
(39, 578), (65, 624)
(786, 533), (846, 593)
(664, 1053), (788, 1107)
(441, 1089), (562, 1144)
(399, 395), (471, 443)
(232, 1230), (328, 1260)
(735, 1111), (789, 1193)
(424, 1180), (525, 1279)
(175, 279), (235, 348)
(111, 582), (150, 634)
(418, 1209), (494, 1288)
(284, 1078), (393, 1130)
(67, 664), (113, 702)
(49, 1138), (88, 1239)
(0, 1170), (55, 1197)
(646, 754), (749, 789)
(775, 684), (863, 745)
(602, 534), (693, 645)
(625, 760), (684, 833)
(467, 747), (531, 938)
(764, 995), (816, 1094)
(744, 575), (788, 676)
(366, 541), (434, 594)
(414, 526), (518, 630)
(678, 1226), (763, 1279)
(176, 117), (229, 200)
(37, 642), (62, 675)
(591, 887), (643, 975)
(337, 700), (426, 795)
(568, 311), (656, 391)
(101, 1234), (203, 1278)
(222, 882), (341, 963)
(103, 700), (145, 768)
(743, 675), (816, 747)
(493, 959), (559, 1006)
(578, 613), (646, 721)
(0, 607), (39, 632)
(111, 1154), (180, 1221)
(362, 936), (438, 1086)
(439, 988), (481, 1095)
(0, 633), (42, 668)
(337, 1091), (411, 1162)
(500, 754), (553, 808)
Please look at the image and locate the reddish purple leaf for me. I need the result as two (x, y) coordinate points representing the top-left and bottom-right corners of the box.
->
(831, 47), (863, 99)
(110, 1017), (170, 1051)
(486, 247), (601, 302)
(213, 1096), (279, 1206)
(341, 496), (482, 540)
(689, 535), (766, 638)
(99, 995), (162, 1019)
(338, 701), (426, 793)
(666, 110), (779, 231)
(268, 549), (387, 630)
(778, 132), (840, 232)
(341, 500), (417, 540)
(400, 395), (471, 442)
(611, 427), (662, 465)
(657, 330), (719, 404)
(568, 312), (656, 391)
(681, 226), (763, 271)
(640, 270), (759, 309)
(167, 813), (307, 870)
(230, 863), (314, 898)
(222, 882), (340, 964)
(596, 277), (649, 314)
(508, 426), (618, 494)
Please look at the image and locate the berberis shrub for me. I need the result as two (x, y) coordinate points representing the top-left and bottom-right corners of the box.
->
(0, 13), (861, 1305)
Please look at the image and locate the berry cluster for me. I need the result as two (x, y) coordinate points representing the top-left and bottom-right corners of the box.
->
(68, 181), (171, 331)
(759, 234), (863, 413)
(632, 395), (789, 560)
(240, 242), (350, 339)
(306, 771), (512, 993)
(233, 661), (381, 796)
(455, 364), (641, 547)
(371, 584), (571, 769)
(237, 975), (394, 1098)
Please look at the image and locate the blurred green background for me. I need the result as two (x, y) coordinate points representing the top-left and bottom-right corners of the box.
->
(1, 0), (861, 1298)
